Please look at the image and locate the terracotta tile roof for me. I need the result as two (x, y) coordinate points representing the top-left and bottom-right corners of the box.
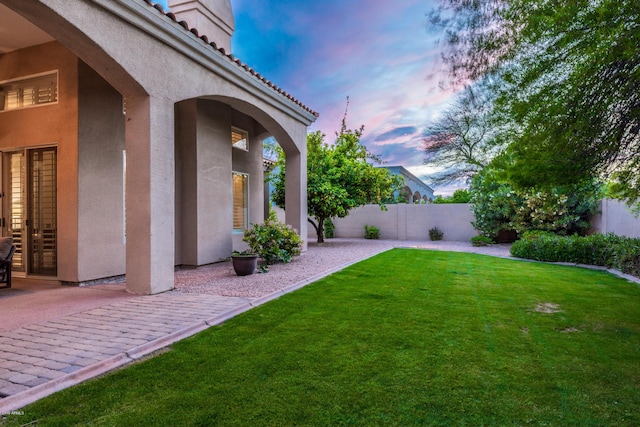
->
(143, 0), (319, 117)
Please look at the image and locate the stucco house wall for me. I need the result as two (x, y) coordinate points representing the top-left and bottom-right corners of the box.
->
(175, 99), (235, 267)
(175, 98), (267, 265)
(0, 42), (80, 282)
(230, 109), (266, 251)
(1, 0), (316, 294)
(77, 60), (126, 282)
(381, 166), (435, 203)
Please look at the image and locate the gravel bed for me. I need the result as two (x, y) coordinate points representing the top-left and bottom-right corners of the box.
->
(174, 238), (512, 298)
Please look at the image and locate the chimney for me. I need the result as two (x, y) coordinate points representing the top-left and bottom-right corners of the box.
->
(168, 0), (234, 52)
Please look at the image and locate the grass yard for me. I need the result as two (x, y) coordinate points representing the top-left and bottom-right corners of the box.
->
(5, 249), (640, 426)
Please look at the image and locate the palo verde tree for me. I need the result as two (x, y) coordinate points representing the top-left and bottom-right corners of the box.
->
(429, 0), (640, 209)
(270, 120), (401, 243)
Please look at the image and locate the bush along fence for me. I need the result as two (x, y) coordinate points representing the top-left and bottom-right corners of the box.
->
(511, 232), (640, 279)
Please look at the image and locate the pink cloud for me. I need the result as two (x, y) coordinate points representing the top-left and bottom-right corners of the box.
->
(233, 0), (458, 188)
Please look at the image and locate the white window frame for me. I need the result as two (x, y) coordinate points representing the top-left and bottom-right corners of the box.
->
(0, 70), (59, 112)
(232, 171), (249, 232)
(231, 127), (249, 151)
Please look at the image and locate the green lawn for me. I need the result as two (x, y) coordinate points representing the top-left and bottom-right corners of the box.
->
(5, 249), (640, 426)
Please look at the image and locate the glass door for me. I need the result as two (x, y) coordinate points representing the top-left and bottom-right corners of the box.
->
(3, 152), (26, 272)
(2, 148), (57, 276)
(28, 148), (57, 276)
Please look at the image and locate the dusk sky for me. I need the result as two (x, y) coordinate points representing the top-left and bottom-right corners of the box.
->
(159, 0), (457, 193)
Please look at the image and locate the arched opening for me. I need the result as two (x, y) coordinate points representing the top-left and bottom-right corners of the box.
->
(174, 96), (306, 268)
(0, 2), (143, 287)
(1, 0), (313, 294)
(0, 0), (182, 295)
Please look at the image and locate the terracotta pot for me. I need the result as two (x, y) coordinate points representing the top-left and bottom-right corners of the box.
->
(231, 254), (258, 276)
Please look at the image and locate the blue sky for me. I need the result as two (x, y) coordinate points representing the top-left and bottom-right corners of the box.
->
(157, 0), (456, 192)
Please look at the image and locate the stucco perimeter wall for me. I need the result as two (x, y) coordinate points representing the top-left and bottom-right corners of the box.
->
(590, 199), (640, 238)
(333, 199), (639, 242)
(332, 204), (478, 242)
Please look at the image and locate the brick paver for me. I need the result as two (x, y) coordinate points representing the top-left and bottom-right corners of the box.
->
(0, 292), (251, 399)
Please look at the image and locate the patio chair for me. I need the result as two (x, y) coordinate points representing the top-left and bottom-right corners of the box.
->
(0, 237), (15, 289)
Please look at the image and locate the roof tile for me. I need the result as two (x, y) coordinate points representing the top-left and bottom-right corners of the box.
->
(145, 1), (318, 117)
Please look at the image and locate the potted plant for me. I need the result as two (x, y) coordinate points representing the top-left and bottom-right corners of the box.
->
(242, 210), (302, 272)
(231, 250), (258, 276)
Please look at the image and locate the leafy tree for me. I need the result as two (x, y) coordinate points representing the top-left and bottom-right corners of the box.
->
(422, 86), (498, 185)
(429, 0), (640, 209)
(271, 121), (401, 243)
(433, 189), (472, 204)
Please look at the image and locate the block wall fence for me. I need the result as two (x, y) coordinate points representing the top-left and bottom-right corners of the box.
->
(328, 203), (477, 241)
(310, 199), (639, 242)
(590, 199), (640, 238)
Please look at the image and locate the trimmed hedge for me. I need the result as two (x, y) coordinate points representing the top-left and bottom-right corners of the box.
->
(511, 232), (640, 278)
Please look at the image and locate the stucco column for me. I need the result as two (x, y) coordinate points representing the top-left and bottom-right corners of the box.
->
(125, 95), (175, 294)
(285, 150), (308, 251)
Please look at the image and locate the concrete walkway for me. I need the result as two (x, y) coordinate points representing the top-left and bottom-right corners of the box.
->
(0, 241), (511, 413)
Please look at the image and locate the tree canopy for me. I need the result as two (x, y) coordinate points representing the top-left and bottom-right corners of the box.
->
(433, 189), (472, 204)
(430, 0), (640, 207)
(270, 122), (401, 243)
(422, 85), (498, 185)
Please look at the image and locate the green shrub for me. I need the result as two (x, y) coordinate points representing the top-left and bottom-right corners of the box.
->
(470, 235), (493, 247)
(510, 232), (640, 278)
(470, 170), (522, 239)
(470, 167), (602, 239)
(364, 225), (380, 239)
(520, 230), (556, 240)
(429, 227), (444, 241)
(323, 218), (335, 238)
(615, 238), (640, 278)
(243, 211), (302, 265)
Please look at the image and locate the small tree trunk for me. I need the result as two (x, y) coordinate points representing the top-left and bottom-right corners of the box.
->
(317, 218), (325, 243)
(308, 218), (323, 243)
